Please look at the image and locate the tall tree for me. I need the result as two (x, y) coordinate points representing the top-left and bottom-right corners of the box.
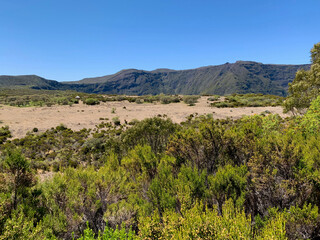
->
(284, 42), (320, 114)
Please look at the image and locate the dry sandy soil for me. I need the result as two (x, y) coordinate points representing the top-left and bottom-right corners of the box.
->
(0, 96), (290, 139)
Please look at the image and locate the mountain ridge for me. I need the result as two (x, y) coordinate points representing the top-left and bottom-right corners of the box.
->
(0, 61), (311, 96)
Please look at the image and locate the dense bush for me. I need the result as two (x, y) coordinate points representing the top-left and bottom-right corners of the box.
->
(159, 94), (180, 104)
(85, 98), (100, 105)
(77, 222), (137, 240)
(121, 117), (180, 154)
(182, 95), (200, 106)
(0, 126), (11, 144)
(207, 95), (220, 101)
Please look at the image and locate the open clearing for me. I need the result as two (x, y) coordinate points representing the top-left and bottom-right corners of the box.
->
(0, 96), (290, 139)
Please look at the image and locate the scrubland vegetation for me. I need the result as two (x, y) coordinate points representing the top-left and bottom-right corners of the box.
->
(0, 88), (283, 109)
(0, 90), (190, 108)
(2, 107), (320, 239)
(0, 89), (80, 107)
(0, 43), (319, 239)
(210, 94), (284, 108)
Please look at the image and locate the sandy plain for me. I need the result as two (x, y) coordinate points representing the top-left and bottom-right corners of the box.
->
(0, 96), (290, 139)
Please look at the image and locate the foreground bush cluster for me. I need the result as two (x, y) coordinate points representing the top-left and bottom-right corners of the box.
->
(1, 96), (320, 239)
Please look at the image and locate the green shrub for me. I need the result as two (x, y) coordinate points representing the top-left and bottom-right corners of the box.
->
(112, 117), (121, 126)
(135, 98), (144, 104)
(77, 222), (136, 240)
(138, 200), (253, 239)
(182, 95), (200, 106)
(208, 164), (248, 210)
(0, 126), (11, 144)
(85, 98), (100, 105)
(160, 95), (180, 104)
(208, 95), (220, 101)
(121, 117), (180, 154)
(300, 96), (320, 135)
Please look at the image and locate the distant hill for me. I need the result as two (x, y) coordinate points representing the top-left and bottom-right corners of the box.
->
(0, 75), (96, 92)
(1, 61), (310, 96)
(0, 75), (64, 90)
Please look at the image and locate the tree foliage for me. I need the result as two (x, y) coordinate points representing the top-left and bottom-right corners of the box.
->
(284, 42), (320, 114)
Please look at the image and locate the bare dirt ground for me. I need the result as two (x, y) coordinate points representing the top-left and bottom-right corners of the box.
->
(0, 96), (290, 139)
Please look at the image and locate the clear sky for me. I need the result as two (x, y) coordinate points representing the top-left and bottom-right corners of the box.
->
(1, 0), (319, 81)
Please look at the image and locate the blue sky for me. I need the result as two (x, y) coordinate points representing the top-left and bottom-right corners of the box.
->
(1, 0), (319, 81)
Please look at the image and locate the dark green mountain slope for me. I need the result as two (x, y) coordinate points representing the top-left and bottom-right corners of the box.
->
(1, 61), (310, 96)
(69, 61), (310, 96)
(0, 75), (97, 92)
(0, 75), (64, 89)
